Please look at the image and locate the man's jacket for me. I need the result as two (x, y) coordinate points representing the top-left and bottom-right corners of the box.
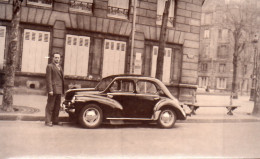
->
(46, 63), (64, 94)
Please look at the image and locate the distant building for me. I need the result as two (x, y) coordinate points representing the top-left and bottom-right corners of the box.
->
(198, 0), (260, 94)
(0, 0), (205, 102)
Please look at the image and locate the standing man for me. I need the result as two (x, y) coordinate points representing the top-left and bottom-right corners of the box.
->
(45, 52), (64, 127)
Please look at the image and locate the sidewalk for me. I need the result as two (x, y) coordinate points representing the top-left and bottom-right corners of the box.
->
(0, 93), (260, 123)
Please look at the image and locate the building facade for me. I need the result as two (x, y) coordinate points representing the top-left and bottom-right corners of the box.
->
(0, 0), (204, 102)
(198, 0), (260, 94)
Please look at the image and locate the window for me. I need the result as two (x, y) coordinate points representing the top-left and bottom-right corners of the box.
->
(219, 64), (226, 73)
(0, 26), (6, 70)
(204, 29), (210, 38)
(201, 45), (209, 58)
(27, 0), (52, 8)
(151, 46), (172, 84)
(156, 0), (175, 27)
(69, 0), (93, 14)
(21, 29), (50, 73)
(217, 45), (228, 58)
(201, 63), (208, 71)
(216, 77), (227, 89)
(243, 65), (247, 75)
(136, 81), (158, 95)
(64, 35), (90, 76)
(108, 0), (129, 19)
(218, 29), (222, 39)
(198, 76), (208, 88)
(102, 39), (126, 77)
(110, 80), (134, 93)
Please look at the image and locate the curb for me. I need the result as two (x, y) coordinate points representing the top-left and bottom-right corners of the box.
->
(0, 115), (260, 123)
(0, 115), (69, 122)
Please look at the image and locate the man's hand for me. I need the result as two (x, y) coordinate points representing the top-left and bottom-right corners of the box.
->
(49, 91), (53, 96)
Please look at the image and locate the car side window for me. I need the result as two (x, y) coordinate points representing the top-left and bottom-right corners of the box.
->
(110, 80), (135, 93)
(136, 81), (158, 95)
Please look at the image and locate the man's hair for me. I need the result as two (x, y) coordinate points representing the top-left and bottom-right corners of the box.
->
(52, 52), (61, 57)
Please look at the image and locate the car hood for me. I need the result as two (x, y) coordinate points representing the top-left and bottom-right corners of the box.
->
(64, 88), (100, 100)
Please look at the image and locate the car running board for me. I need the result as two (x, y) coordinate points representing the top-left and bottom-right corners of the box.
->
(107, 117), (153, 121)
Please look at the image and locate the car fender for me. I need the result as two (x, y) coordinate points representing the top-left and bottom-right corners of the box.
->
(74, 94), (123, 110)
(153, 98), (186, 120)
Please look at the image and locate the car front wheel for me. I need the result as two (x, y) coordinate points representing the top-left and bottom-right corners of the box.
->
(79, 104), (103, 128)
(157, 108), (176, 128)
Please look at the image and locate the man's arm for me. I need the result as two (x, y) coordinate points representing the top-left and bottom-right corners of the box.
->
(46, 64), (53, 95)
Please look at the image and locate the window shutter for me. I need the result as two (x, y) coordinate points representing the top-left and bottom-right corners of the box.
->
(0, 26), (6, 70)
(21, 29), (50, 73)
(64, 35), (90, 76)
(102, 39), (126, 77)
(151, 46), (158, 77)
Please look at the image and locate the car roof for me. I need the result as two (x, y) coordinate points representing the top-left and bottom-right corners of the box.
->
(104, 74), (158, 81)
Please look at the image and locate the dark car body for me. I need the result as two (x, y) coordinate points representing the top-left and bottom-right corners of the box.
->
(63, 75), (186, 128)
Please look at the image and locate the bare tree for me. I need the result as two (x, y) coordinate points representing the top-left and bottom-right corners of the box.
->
(1, 0), (23, 111)
(155, 0), (171, 80)
(221, 0), (258, 99)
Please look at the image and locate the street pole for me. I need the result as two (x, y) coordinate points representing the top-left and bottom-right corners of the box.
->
(250, 34), (258, 101)
(129, 0), (137, 74)
(252, 33), (259, 116)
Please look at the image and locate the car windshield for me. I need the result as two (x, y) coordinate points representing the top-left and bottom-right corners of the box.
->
(95, 76), (115, 91)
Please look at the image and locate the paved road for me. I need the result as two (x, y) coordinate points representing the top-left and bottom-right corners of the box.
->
(0, 121), (260, 158)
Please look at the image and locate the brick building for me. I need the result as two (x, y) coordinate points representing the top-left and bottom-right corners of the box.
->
(0, 0), (204, 102)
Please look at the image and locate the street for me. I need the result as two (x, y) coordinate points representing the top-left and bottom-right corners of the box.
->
(0, 121), (260, 158)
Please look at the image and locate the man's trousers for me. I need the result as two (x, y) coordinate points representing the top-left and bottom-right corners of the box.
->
(45, 94), (61, 123)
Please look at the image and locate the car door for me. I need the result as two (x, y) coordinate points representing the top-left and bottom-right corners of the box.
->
(107, 79), (137, 118)
(135, 80), (161, 118)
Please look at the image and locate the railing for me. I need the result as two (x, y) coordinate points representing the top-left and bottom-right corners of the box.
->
(107, 6), (128, 19)
(156, 15), (174, 27)
(70, 0), (93, 13)
(27, 0), (52, 7)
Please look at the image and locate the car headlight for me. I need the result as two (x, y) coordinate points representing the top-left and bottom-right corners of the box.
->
(71, 96), (76, 103)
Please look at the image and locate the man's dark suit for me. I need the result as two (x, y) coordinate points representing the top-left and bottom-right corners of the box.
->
(45, 62), (64, 124)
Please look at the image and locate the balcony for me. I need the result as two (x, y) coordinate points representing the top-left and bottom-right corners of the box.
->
(156, 15), (174, 27)
(27, 0), (52, 8)
(69, 0), (93, 14)
(107, 6), (128, 19)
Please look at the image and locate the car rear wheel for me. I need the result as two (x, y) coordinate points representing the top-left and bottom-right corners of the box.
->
(79, 104), (103, 128)
(157, 108), (176, 128)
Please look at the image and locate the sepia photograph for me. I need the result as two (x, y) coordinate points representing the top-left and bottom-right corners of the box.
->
(0, 0), (260, 158)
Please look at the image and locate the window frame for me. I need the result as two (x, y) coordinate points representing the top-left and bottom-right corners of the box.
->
(219, 63), (226, 73)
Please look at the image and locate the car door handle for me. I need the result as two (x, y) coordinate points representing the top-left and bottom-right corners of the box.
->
(107, 94), (113, 98)
(154, 97), (160, 100)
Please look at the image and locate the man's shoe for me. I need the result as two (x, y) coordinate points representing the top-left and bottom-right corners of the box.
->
(45, 122), (53, 127)
(53, 122), (63, 126)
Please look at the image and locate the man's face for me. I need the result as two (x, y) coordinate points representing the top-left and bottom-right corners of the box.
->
(53, 54), (61, 64)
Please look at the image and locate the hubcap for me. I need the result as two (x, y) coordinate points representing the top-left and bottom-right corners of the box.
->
(83, 108), (100, 125)
(160, 110), (174, 126)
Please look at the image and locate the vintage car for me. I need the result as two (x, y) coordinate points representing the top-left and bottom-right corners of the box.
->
(62, 75), (187, 128)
